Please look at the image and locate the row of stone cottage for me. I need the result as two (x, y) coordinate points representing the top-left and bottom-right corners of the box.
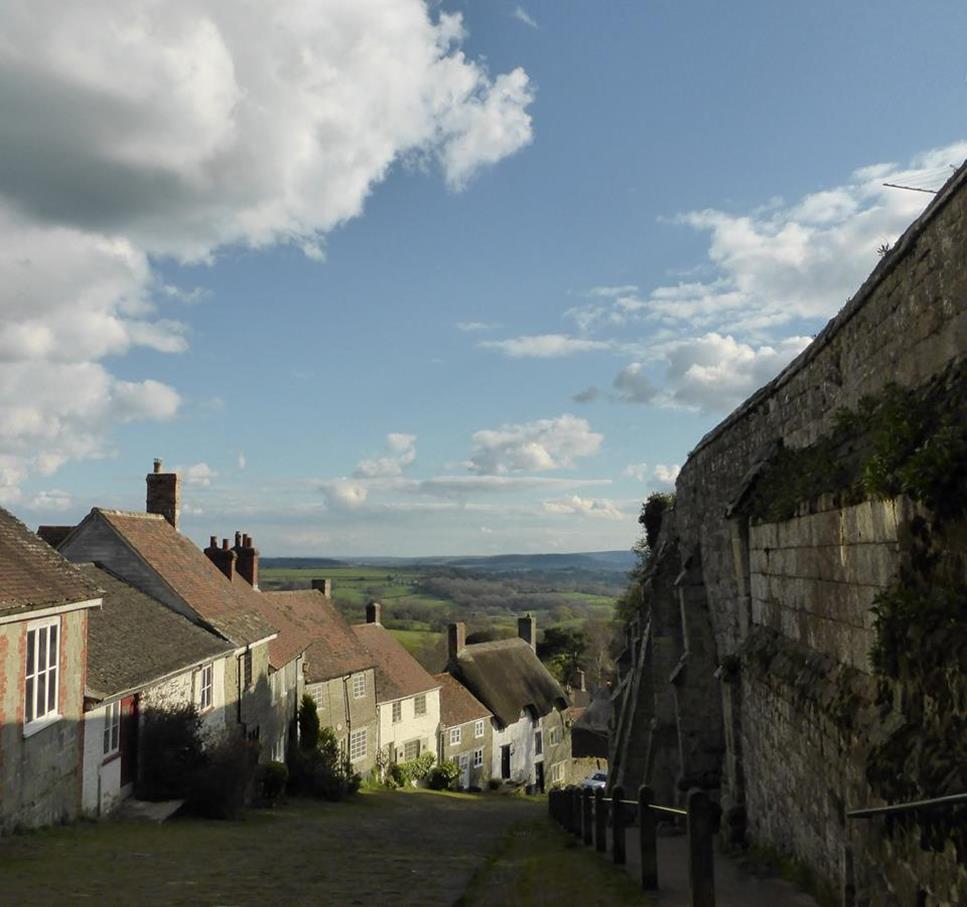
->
(0, 460), (582, 832)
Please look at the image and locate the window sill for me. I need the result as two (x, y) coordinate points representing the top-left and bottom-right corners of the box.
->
(102, 751), (121, 766)
(23, 713), (61, 739)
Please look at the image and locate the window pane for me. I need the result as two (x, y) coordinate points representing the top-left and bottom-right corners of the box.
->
(104, 721), (111, 754)
(47, 667), (57, 712)
(112, 715), (120, 750)
(25, 676), (34, 723)
(38, 627), (47, 671)
(49, 624), (58, 667)
(26, 629), (35, 676)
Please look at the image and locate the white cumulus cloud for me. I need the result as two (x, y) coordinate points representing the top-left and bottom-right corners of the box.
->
(0, 0), (534, 497)
(480, 334), (613, 358)
(543, 495), (625, 520)
(469, 414), (603, 475)
(354, 433), (417, 478)
(181, 462), (218, 487)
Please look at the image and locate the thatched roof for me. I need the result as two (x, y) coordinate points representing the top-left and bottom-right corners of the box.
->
(450, 637), (567, 729)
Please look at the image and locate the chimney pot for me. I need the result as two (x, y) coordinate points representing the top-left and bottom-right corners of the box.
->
(153, 458), (163, 474)
(448, 622), (466, 662)
(517, 614), (536, 651)
(365, 601), (382, 624)
(146, 459), (180, 529)
(204, 537), (236, 581)
(222, 538), (229, 550)
(234, 531), (259, 589)
(209, 535), (217, 548)
(311, 578), (333, 597)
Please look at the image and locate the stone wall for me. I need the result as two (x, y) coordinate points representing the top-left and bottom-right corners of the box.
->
(613, 164), (967, 904)
(0, 610), (88, 833)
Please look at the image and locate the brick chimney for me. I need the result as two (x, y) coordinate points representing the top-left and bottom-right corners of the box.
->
(365, 601), (382, 624)
(518, 614), (536, 651)
(233, 532), (259, 589)
(448, 622), (466, 662)
(205, 536), (237, 581)
(146, 458), (180, 529)
(311, 578), (333, 597)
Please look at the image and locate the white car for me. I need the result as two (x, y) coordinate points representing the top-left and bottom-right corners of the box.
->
(580, 771), (607, 791)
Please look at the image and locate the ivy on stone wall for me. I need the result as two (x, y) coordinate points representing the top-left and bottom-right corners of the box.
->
(740, 362), (967, 524)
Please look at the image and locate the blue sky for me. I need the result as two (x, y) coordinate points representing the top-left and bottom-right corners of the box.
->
(2, 0), (966, 555)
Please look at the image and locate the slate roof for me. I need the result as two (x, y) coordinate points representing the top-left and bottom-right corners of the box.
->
(352, 622), (440, 703)
(90, 509), (277, 648)
(79, 564), (232, 702)
(450, 637), (567, 729)
(258, 590), (372, 678)
(434, 672), (491, 728)
(36, 525), (75, 549)
(0, 507), (100, 617)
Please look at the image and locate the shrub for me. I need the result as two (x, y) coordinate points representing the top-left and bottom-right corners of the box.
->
(427, 760), (460, 790)
(387, 752), (436, 788)
(188, 734), (260, 819)
(487, 778), (502, 791)
(137, 704), (205, 800)
(257, 761), (289, 807)
(298, 693), (320, 751)
(288, 726), (361, 801)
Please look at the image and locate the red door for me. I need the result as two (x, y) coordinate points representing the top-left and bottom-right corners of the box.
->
(120, 695), (139, 787)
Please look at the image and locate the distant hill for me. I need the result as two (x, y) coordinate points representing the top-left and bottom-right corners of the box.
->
(261, 557), (350, 569)
(325, 550), (637, 574)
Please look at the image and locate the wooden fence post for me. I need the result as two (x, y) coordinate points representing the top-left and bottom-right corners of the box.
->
(687, 788), (715, 907)
(582, 788), (594, 846)
(595, 788), (607, 853)
(612, 785), (627, 865)
(639, 785), (658, 890)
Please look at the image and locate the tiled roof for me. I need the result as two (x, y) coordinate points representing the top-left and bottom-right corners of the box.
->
(434, 672), (491, 728)
(257, 590), (372, 677)
(0, 507), (100, 616)
(352, 622), (440, 703)
(94, 509), (277, 648)
(79, 564), (232, 701)
(450, 637), (567, 728)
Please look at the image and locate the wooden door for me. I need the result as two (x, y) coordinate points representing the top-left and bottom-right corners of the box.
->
(500, 744), (511, 779)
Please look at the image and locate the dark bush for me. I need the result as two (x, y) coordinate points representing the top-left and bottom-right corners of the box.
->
(427, 760), (460, 790)
(188, 734), (260, 819)
(298, 693), (320, 751)
(137, 704), (204, 800)
(258, 760), (289, 807)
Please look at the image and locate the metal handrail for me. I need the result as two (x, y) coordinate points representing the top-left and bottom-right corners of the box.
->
(601, 796), (686, 815)
(847, 792), (967, 819)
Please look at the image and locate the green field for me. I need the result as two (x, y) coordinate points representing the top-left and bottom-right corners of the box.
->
(260, 563), (620, 674)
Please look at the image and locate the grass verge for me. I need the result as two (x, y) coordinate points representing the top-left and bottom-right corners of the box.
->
(456, 816), (653, 906)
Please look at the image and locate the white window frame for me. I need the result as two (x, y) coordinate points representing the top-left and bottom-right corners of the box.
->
(403, 738), (420, 761)
(474, 718), (485, 738)
(24, 617), (60, 735)
(551, 762), (564, 785)
(392, 700), (402, 723)
(549, 726), (561, 746)
(473, 748), (483, 768)
(198, 663), (214, 712)
(449, 726), (461, 746)
(352, 673), (366, 699)
(458, 753), (469, 770)
(103, 701), (121, 757)
(349, 728), (367, 762)
(413, 694), (426, 716)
